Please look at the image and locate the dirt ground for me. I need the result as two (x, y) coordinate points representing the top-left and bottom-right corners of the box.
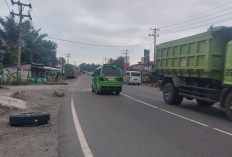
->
(0, 78), (77, 157)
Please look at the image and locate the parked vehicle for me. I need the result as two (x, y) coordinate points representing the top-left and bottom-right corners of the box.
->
(154, 26), (232, 121)
(92, 64), (123, 95)
(124, 71), (141, 85)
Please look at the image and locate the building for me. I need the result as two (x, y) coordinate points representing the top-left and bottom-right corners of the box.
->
(2, 63), (60, 82)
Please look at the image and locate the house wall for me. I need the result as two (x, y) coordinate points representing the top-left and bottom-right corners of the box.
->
(3, 64), (32, 81)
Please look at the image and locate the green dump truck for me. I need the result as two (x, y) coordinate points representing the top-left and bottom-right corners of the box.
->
(155, 26), (232, 120)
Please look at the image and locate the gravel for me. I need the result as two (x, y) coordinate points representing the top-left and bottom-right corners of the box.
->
(0, 78), (78, 157)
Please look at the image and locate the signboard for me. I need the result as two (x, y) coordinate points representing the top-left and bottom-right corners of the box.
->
(144, 49), (150, 64)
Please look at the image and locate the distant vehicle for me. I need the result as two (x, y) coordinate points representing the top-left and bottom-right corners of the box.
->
(88, 71), (94, 76)
(92, 64), (123, 95)
(154, 26), (232, 121)
(66, 67), (77, 78)
(124, 71), (141, 85)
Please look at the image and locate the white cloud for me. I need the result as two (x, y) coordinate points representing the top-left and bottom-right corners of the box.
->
(1, 0), (232, 65)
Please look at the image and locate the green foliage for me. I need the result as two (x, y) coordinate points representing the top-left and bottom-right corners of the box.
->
(79, 63), (101, 72)
(5, 69), (16, 83)
(0, 85), (9, 90)
(107, 56), (124, 70)
(0, 15), (58, 67)
(59, 74), (67, 80)
(64, 64), (74, 69)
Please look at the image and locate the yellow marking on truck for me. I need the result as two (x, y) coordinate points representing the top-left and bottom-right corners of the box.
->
(122, 93), (232, 137)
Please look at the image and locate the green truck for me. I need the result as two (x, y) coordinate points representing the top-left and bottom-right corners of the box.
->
(155, 26), (232, 120)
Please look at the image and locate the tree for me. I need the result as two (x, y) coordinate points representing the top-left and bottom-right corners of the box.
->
(112, 56), (124, 70)
(0, 16), (18, 65)
(0, 15), (58, 67)
(79, 63), (101, 72)
(107, 58), (114, 64)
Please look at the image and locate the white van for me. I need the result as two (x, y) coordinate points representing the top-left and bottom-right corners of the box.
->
(123, 71), (141, 85)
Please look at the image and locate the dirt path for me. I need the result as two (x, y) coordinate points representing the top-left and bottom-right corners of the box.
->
(0, 78), (77, 157)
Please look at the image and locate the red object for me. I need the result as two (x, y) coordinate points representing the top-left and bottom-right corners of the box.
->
(124, 63), (130, 70)
(136, 64), (143, 70)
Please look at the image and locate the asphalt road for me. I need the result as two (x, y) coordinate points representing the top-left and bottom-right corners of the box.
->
(58, 75), (232, 157)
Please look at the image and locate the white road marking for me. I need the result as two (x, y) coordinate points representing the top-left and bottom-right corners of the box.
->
(121, 93), (232, 136)
(71, 97), (93, 157)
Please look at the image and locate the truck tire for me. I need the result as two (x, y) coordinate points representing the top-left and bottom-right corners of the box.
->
(225, 93), (232, 121)
(163, 83), (178, 105)
(9, 112), (50, 126)
(91, 84), (94, 92)
(196, 100), (214, 106)
(95, 85), (101, 94)
(173, 96), (183, 105)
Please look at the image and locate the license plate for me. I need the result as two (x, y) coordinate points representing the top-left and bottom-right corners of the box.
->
(107, 78), (116, 81)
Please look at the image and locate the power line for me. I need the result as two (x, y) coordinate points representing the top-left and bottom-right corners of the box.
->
(47, 36), (150, 48)
(160, 8), (232, 29)
(31, 8), (47, 34)
(158, 1), (232, 28)
(160, 16), (232, 34)
(4, 0), (11, 11)
(161, 11), (232, 33)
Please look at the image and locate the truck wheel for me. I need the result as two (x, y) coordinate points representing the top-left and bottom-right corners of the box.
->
(173, 96), (183, 105)
(225, 93), (232, 121)
(196, 100), (214, 106)
(91, 84), (94, 92)
(95, 85), (101, 94)
(9, 112), (50, 126)
(163, 83), (178, 105)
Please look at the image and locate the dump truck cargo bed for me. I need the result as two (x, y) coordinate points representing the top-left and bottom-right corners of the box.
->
(156, 26), (232, 81)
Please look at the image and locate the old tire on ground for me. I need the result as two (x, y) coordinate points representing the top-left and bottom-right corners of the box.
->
(9, 112), (50, 126)
(196, 99), (214, 106)
(225, 93), (232, 121)
(163, 83), (179, 105)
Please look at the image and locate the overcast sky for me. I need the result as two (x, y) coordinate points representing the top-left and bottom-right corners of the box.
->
(0, 0), (232, 65)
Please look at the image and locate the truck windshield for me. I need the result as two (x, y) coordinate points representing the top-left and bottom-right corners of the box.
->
(131, 72), (140, 76)
(102, 66), (121, 76)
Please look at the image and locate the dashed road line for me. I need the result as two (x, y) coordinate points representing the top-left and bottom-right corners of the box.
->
(71, 96), (93, 157)
(121, 93), (232, 136)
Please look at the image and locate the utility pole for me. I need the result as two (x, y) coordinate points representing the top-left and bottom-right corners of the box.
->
(122, 49), (129, 70)
(149, 28), (159, 61)
(103, 57), (107, 64)
(65, 53), (71, 64)
(10, 0), (32, 78)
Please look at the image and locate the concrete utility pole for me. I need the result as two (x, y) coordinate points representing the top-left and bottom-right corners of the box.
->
(122, 49), (129, 64)
(149, 28), (159, 61)
(10, 0), (32, 78)
(65, 53), (71, 64)
(103, 57), (107, 64)
(122, 49), (129, 70)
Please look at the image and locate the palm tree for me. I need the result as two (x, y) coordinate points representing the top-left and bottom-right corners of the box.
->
(0, 15), (18, 65)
